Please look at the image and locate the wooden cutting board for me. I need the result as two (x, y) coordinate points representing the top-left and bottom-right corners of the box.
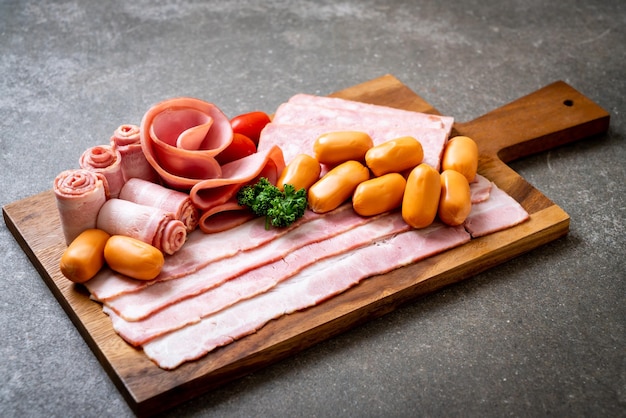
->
(2, 74), (609, 416)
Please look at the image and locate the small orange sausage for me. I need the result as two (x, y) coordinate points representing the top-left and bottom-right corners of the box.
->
(104, 235), (165, 281)
(276, 154), (321, 191)
(308, 160), (370, 214)
(313, 131), (373, 166)
(401, 164), (441, 228)
(441, 136), (479, 183)
(438, 170), (472, 226)
(365, 136), (424, 177)
(60, 229), (111, 283)
(352, 173), (406, 217)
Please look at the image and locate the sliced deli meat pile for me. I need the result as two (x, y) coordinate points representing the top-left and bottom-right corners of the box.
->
(52, 90), (531, 371)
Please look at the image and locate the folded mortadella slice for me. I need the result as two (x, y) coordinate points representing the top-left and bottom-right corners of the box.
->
(79, 145), (125, 198)
(54, 169), (110, 245)
(110, 124), (160, 183)
(189, 145), (286, 211)
(140, 97), (233, 190)
(118, 178), (199, 233)
(96, 198), (187, 255)
(195, 200), (255, 234)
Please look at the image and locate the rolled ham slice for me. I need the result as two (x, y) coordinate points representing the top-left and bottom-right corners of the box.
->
(110, 124), (160, 183)
(118, 178), (199, 233)
(54, 169), (109, 245)
(79, 145), (124, 198)
(140, 97), (233, 190)
(96, 198), (187, 255)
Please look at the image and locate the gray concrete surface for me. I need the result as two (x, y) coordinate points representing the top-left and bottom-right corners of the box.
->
(1, 0), (624, 417)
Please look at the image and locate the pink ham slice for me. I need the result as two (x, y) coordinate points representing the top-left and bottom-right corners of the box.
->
(286, 93), (455, 133)
(110, 124), (159, 183)
(105, 212), (412, 345)
(463, 182), (529, 238)
(118, 178), (199, 233)
(102, 205), (379, 321)
(139, 97), (232, 191)
(96, 198), (187, 255)
(142, 222), (471, 370)
(79, 145), (125, 198)
(54, 169), (109, 245)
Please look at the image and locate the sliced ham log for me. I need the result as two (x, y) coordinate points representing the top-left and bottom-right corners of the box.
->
(54, 169), (109, 245)
(463, 182), (529, 238)
(139, 97), (233, 190)
(96, 198), (187, 255)
(105, 212), (411, 345)
(141, 222), (471, 369)
(79, 145), (125, 198)
(102, 205), (378, 320)
(110, 124), (159, 183)
(118, 178), (199, 233)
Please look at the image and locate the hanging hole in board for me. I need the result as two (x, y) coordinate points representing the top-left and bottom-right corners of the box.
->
(563, 99), (574, 107)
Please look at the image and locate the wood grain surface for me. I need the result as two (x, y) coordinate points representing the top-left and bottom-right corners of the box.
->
(2, 74), (610, 416)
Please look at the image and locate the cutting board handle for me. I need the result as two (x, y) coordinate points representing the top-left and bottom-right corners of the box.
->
(454, 81), (610, 163)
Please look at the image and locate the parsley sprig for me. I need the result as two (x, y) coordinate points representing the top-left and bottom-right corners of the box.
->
(237, 177), (307, 230)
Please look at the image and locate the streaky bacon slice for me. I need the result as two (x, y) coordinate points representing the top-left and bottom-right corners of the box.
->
(105, 212), (412, 345)
(53, 169), (109, 245)
(103, 205), (380, 321)
(463, 182), (529, 238)
(470, 174), (493, 204)
(118, 178), (199, 233)
(85, 205), (348, 301)
(79, 145), (125, 198)
(142, 222), (471, 370)
(96, 198), (187, 255)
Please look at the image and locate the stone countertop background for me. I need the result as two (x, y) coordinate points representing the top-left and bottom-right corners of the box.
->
(1, 0), (624, 417)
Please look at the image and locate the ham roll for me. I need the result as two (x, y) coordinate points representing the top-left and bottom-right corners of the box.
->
(79, 145), (125, 198)
(110, 124), (159, 183)
(54, 169), (109, 245)
(118, 178), (199, 233)
(96, 198), (187, 255)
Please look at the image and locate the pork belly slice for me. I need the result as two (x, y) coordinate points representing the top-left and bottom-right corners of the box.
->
(85, 205), (332, 301)
(106, 212), (411, 346)
(285, 94), (455, 134)
(258, 122), (449, 170)
(463, 182), (529, 238)
(142, 222), (471, 370)
(103, 205), (376, 321)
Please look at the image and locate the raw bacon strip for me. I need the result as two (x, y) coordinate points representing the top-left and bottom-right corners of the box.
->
(118, 178), (199, 233)
(463, 182), (529, 238)
(189, 145), (285, 212)
(96, 198), (187, 255)
(54, 169), (109, 245)
(470, 174), (492, 204)
(142, 222), (471, 370)
(286, 93), (455, 133)
(106, 212), (411, 345)
(258, 123), (448, 170)
(103, 206), (378, 321)
(140, 97), (232, 190)
(85, 206), (342, 301)
(110, 124), (159, 183)
(79, 145), (125, 198)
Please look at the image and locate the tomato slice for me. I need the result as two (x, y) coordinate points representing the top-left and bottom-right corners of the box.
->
(215, 133), (257, 165)
(230, 111), (271, 146)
